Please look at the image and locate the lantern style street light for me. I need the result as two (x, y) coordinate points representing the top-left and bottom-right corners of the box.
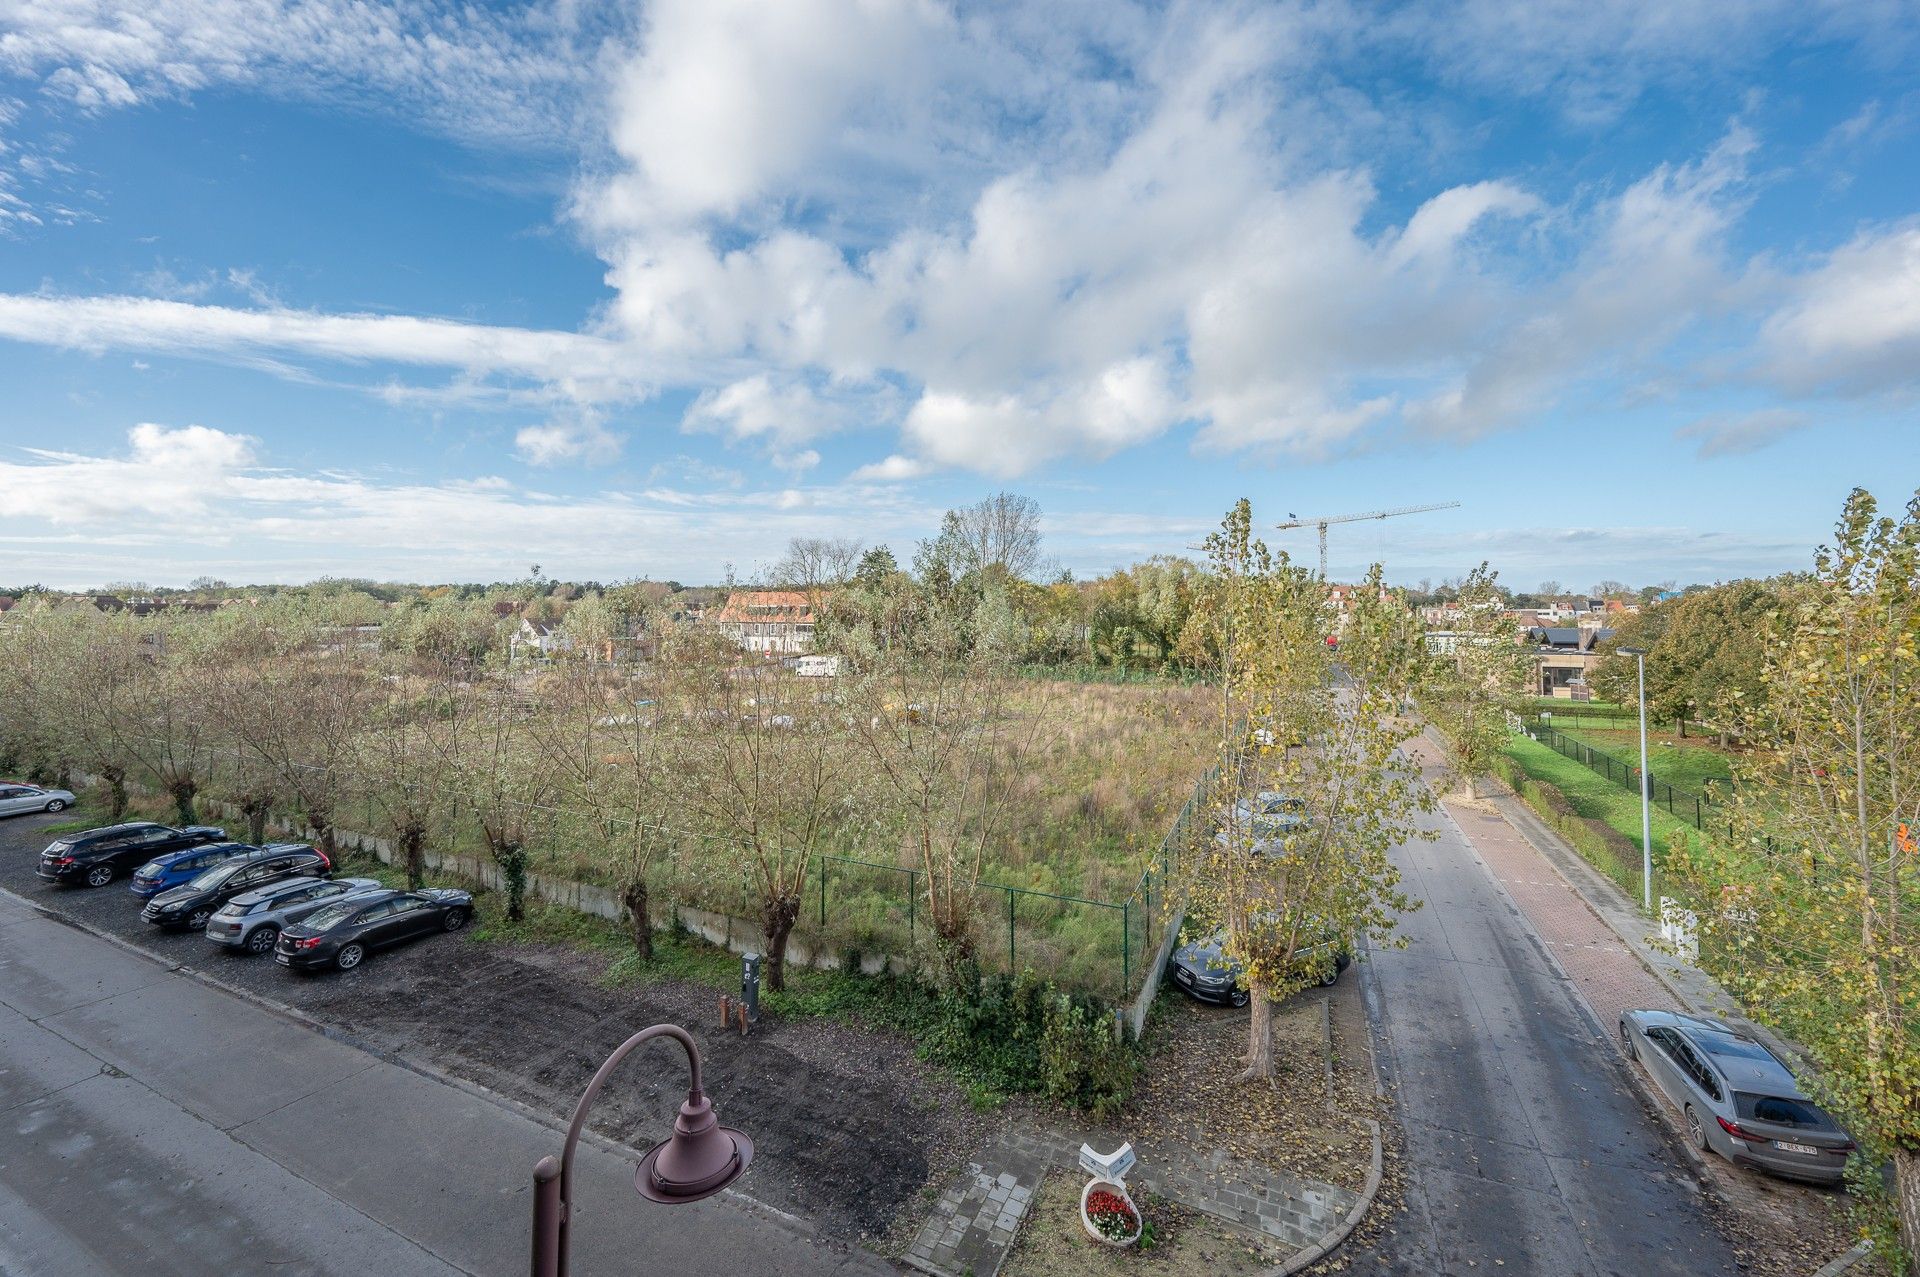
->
(1618, 645), (1653, 910)
(531, 1023), (753, 1277)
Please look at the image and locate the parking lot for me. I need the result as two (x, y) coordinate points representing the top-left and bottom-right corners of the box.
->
(0, 809), (993, 1251)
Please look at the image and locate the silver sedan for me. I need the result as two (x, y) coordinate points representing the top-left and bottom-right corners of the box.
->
(0, 783), (74, 817)
(205, 876), (386, 955)
(1619, 1009), (1855, 1184)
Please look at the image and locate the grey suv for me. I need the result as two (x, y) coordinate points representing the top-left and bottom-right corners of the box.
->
(205, 876), (385, 955)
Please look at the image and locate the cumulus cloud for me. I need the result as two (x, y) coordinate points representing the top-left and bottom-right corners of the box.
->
(0, 423), (258, 522)
(1759, 221), (1920, 397)
(514, 414), (622, 466)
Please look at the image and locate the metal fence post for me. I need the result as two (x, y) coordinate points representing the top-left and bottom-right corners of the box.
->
(819, 858), (827, 929)
(1121, 900), (1130, 995)
(1007, 888), (1016, 972)
(907, 868), (915, 942)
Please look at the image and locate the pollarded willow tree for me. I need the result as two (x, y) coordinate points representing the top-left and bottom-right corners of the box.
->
(848, 594), (1050, 985)
(660, 633), (864, 990)
(449, 679), (559, 924)
(32, 606), (148, 820)
(1429, 562), (1531, 798)
(353, 663), (463, 890)
(531, 655), (680, 959)
(1180, 501), (1429, 1080)
(1675, 488), (1920, 1266)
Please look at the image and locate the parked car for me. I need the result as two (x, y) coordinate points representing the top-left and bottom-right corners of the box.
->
(1167, 926), (1350, 1007)
(275, 887), (473, 972)
(129, 841), (258, 898)
(206, 875), (385, 954)
(1619, 1009), (1855, 1184)
(0, 783), (75, 817)
(37, 822), (229, 889)
(140, 844), (332, 931)
(1214, 792), (1311, 855)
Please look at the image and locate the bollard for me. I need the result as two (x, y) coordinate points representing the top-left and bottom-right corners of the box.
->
(719, 994), (733, 1027)
(741, 952), (762, 1024)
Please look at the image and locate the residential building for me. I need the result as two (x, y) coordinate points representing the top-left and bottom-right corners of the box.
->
(510, 617), (573, 660)
(1526, 625), (1615, 698)
(714, 590), (816, 655)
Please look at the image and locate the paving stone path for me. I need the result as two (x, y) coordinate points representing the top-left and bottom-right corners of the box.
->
(905, 1123), (1361, 1277)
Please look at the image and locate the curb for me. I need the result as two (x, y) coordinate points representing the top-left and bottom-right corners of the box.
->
(1811, 1240), (1874, 1277)
(1, 884), (828, 1242)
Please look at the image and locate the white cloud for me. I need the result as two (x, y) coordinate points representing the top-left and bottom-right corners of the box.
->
(848, 454), (933, 482)
(0, 292), (672, 401)
(0, 0), (598, 144)
(1759, 221), (1920, 397)
(1676, 408), (1813, 457)
(513, 414), (621, 466)
(0, 423), (258, 522)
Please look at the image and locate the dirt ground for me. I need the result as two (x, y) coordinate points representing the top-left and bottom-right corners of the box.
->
(1003, 1172), (1284, 1277)
(1128, 975), (1382, 1197)
(0, 811), (993, 1252)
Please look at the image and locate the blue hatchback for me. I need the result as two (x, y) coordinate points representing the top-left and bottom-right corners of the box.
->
(129, 842), (257, 898)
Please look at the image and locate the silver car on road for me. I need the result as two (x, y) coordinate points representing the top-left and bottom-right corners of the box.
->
(0, 783), (74, 817)
(1619, 1009), (1855, 1184)
(205, 875), (385, 955)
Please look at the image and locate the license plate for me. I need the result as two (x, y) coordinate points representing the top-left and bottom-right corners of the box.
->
(1174, 968), (1192, 985)
(1773, 1140), (1819, 1156)
(275, 954), (291, 965)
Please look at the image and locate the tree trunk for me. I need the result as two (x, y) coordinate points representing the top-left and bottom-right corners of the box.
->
(243, 801), (268, 846)
(762, 895), (800, 992)
(1896, 1144), (1920, 1273)
(622, 879), (653, 959)
(104, 769), (128, 822)
(496, 844), (528, 922)
(1677, 716), (1688, 739)
(169, 779), (197, 826)
(1241, 981), (1274, 1080)
(400, 827), (426, 890)
(1463, 772), (1481, 800)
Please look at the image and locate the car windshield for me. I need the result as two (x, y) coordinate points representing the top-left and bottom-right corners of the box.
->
(302, 901), (362, 930)
(1732, 1092), (1838, 1130)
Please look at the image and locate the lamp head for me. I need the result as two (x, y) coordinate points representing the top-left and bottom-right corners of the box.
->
(634, 1089), (753, 1205)
(1618, 645), (1648, 656)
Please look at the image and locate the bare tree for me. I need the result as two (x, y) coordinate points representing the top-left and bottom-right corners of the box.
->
(533, 660), (678, 958)
(355, 664), (463, 888)
(450, 680), (559, 923)
(849, 620), (1048, 981)
(919, 493), (1044, 583)
(660, 632), (861, 989)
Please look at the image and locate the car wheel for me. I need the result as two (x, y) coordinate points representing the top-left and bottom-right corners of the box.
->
(85, 864), (114, 888)
(1229, 987), (1250, 1008)
(335, 943), (365, 972)
(1620, 1022), (1637, 1060)
(186, 907), (213, 931)
(246, 926), (279, 955)
(44, 798), (67, 813)
(1318, 964), (1341, 987)
(1685, 1106), (1708, 1150)
(442, 908), (469, 932)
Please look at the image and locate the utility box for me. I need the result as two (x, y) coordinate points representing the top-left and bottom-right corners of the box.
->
(741, 952), (762, 1023)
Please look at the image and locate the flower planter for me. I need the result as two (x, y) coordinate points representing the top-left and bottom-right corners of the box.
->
(1079, 1178), (1142, 1247)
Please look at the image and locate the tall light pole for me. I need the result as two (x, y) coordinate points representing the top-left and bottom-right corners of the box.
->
(531, 1023), (753, 1277)
(1619, 646), (1653, 910)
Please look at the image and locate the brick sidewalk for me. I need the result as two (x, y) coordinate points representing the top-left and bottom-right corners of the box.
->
(1402, 734), (1680, 1038)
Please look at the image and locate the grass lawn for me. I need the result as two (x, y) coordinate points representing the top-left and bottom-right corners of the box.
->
(1502, 732), (1702, 857)
(1537, 721), (1737, 797)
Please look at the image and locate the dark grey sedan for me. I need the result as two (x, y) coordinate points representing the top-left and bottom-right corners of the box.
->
(1167, 928), (1350, 1007)
(1619, 1009), (1855, 1184)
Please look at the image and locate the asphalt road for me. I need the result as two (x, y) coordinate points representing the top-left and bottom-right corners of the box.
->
(0, 810), (889, 1277)
(1356, 776), (1740, 1276)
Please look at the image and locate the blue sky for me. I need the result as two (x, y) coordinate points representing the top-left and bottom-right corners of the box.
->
(1, 1), (1916, 592)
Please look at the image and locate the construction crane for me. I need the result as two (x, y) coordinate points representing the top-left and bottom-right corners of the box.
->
(1275, 501), (1462, 579)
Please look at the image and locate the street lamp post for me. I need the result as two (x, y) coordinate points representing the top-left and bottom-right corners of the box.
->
(531, 1023), (753, 1277)
(1619, 646), (1653, 911)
